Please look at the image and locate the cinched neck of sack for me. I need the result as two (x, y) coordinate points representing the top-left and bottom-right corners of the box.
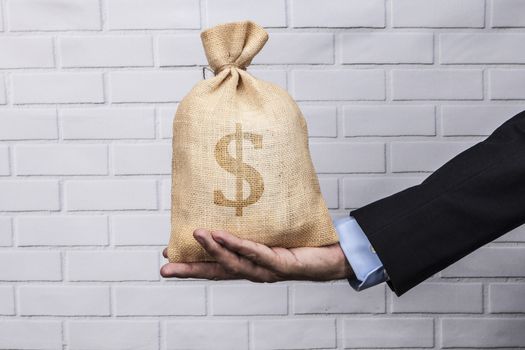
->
(214, 63), (247, 75)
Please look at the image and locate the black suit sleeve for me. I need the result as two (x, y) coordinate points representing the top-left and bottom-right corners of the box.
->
(349, 109), (525, 297)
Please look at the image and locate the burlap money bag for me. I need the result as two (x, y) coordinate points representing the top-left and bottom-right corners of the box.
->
(168, 20), (338, 263)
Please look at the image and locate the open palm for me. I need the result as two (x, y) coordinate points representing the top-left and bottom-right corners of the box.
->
(161, 229), (354, 282)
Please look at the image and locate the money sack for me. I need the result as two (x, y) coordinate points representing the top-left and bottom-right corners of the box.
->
(168, 20), (339, 263)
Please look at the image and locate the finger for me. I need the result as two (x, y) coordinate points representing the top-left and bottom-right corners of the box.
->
(162, 247), (168, 259)
(160, 262), (237, 280)
(210, 230), (284, 273)
(194, 228), (280, 282)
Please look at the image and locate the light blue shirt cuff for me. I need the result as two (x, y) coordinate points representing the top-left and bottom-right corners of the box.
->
(334, 215), (389, 291)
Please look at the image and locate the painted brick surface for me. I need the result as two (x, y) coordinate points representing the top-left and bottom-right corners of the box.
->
(16, 215), (108, 246)
(166, 320), (249, 350)
(206, 0), (286, 28)
(0, 37), (54, 68)
(0, 321), (62, 350)
(0, 109), (58, 140)
(210, 284), (288, 315)
(442, 318), (525, 348)
(12, 73), (104, 104)
(106, 0), (200, 30)
(253, 318), (336, 349)
(114, 285), (205, 315)
(291, 0), (385, 28)
(61, 108), (155, 140)
(8, 0), (101, 31)
(341, 33), (434, 64)
(68, 321), (159, 350)
(343, 318), (434, 348)
(392, 0), (485, 28)
(1, 1), (524, 349)
(0, 286), (14, 315)
(15, 144), (108, 175)
(19, 286), (110, 316)
(0, 217), (12, 246)
(59, 36), (153, 68)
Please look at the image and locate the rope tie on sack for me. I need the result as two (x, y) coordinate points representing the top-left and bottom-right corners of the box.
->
(202, 63), (247, 79)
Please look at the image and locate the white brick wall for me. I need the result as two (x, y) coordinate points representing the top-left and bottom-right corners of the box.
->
(0, 0), (524, 349)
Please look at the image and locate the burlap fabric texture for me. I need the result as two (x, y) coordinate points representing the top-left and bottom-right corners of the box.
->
(168, 20), (339, 263)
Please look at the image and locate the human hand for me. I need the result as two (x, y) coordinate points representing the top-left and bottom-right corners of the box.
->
(160, 229), (355, 282)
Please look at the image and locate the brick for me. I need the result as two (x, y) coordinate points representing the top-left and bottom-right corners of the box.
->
(158, 34), (207, 66)
(8, 0), (101, 31)
(0, 149), (8, 174)
(490, 69), (525, 100)
(344, 105), (435, 136)
(343, 318), (434, 348)
(61, 108), (155, 140)
(0, 251), (61, 280)
(112, 214), (169, 246)
(159, 106), (178, 138)
(441, 34), (525, 64)
(166, 320), (249, 350)
(67, 250), (159, 281)
(248, 69), (287, 89)
(0, 74), (5, 104)
(342, 33), (433, 64)
(492, 0), (525, 27)
(115, 285), (205, 315)
(0, 286), (14, 315)
(343, 176), (424, 209)
(0, 217), (11, 246)
(392, 69), (483, 100)
(0, 37), (54, 68)
(442, 247), (525, 277)
(496, 224), (525, 242)
(113, 143), (171, 175)
(0, 145), (8, 175)
(293, 282), (385, 314)
(12, 73), (104, 104)
(442, 318), (525, 348)
(292, 69), (385, 101)
(253, 318), (336, 349)
(68, 321), (158, 350)
(107, 0), (199, 30)
(392, 0), (484, 28)
(299, 105), (337, 137)
(392, 282), (482, 313)
(441, 105), (525, 136)
(110, 70), (200, 103)
(0, 321), (62, 350)
(0, 180), (59, 211)
(16, 215), (108, 246)
(60, 36), (153, 68)
(310, 142), (385, 173)
(291, 0), (385, 28)
(211, 284), (287, 315)
(391, 141), (476, 172)
(206, 0), (286, 27)
(254, 33), (334, 64)
(19, 286), (110, 316)
(65, 180), (157, 211)
(15, 144), (108, 175)
(0, 109), (57, 140)
(319, 177), (339, 209)
(489, 283), (525, 313)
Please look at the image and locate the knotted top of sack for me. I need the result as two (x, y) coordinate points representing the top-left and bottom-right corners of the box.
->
(201, 20), (269, 75)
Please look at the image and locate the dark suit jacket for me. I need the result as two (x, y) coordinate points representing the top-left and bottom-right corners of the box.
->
(349, 109), (525, 297)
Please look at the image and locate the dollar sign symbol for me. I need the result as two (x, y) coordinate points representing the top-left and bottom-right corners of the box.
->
(214, 123), (264, 216)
